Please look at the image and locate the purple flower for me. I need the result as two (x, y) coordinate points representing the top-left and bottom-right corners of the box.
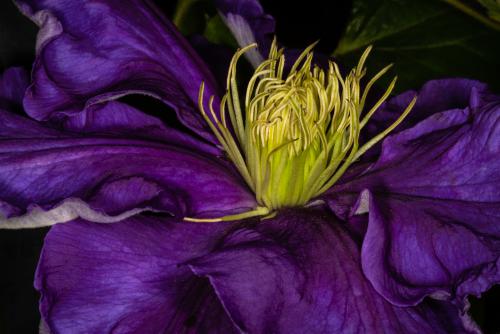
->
(1, 0), (499, 333)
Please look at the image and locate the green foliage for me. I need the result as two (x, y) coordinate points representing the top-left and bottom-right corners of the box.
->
(172, 0), (238, 49)
(172, 0), (209, 36)
(204, 14), (238, 48)
(334, 0), (500, 92)
(478, 0), (500, 21)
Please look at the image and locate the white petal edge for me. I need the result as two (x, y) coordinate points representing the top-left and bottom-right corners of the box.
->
(14, 2), (63, 55)
(39, 320), (51, 334)
(0, 198), (154, 229)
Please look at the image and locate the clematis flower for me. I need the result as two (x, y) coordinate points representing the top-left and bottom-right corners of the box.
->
(1, 0), (499, 333)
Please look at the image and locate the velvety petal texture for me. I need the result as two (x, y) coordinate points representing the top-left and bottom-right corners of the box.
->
(363, 79), (488, 143)
(61, 99), (221, 156)
(16, 0), (221, 141)
(0, 106), (255, 227)
(328, 80), (500, 310)
(189, 208), (469, 334)
(36, 217), (239, 333)
(2, 0), (498, 329)
(0, 66), (220, 156)
(0, 68), (59, 139)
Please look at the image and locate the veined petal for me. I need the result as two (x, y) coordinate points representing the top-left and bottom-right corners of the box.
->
(364, 191), (499, 308)
(15, 0), (221, 141)
(328, 86), (500, 308)
(0, 68), (219, 154)
(61, 100), (221, 156)
(0, 67), (61, 139)
(36, 217), (239, 333)
(328, 79), (495, 213)
(362, 79), (488, 149)
(189, 208), (470, 334)
(0, 109), (255, 228)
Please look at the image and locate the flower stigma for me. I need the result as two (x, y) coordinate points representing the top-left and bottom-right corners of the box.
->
(184, 40), (416, 222)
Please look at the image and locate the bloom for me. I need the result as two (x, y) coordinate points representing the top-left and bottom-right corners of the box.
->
(0, 0), (499, 333)
(191, 42), (413, 215)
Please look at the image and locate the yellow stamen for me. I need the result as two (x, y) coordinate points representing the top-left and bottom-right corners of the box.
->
(184, 39), (416, 222)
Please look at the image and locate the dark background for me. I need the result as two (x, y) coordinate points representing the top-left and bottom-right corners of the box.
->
(0, 0), (499, 333)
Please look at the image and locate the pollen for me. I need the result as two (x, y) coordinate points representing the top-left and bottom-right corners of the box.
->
(193, 39), (416, 219)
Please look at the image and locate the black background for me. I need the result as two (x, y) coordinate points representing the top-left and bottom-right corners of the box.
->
(0, 0), (498, 333)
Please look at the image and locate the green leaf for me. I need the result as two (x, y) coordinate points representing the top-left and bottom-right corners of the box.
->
(204, 14), (238, 48)
(333, 0), (500, 93)
(477, 0), (500, 22)
(172, 0), (238, 49)
(172, 0), (210, 35)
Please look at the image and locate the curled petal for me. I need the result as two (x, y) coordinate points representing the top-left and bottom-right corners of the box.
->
(16, 0), (221, 141)
(189, 208), (470, 333)
(0, 108), (255, 228)
(61, 100), (221, 156)
(36, 217), (239, 333)
(0, 198), (154, 229)
(328, 86), (500, 308)
(363, 191), (499, 307)
(363, 79), (489, 144)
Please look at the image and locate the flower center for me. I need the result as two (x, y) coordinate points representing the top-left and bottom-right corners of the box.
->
(186, 40), (415, 222)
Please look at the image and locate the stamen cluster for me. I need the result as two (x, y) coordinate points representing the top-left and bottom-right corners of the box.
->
(197, 41), (415, 214)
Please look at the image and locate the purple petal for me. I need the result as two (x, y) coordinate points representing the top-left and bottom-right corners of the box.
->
(364, 79), (488, 142)
(16, 0), (221, 141)
(0, 67), (30, 108)
(364, 192), (499, 307)
(215, 0), (275, 67)
(0, 69), (66, 222)
(62, 100), (221, 156)
(330, 79), (495, 205)
(357, 79), (488, 164)
(0, 109), (255, 227)
(36, 217), (239, 333)
(189, 208), (470, 333)
(0, 66), (220, 154)
(328, 86), (500, 307)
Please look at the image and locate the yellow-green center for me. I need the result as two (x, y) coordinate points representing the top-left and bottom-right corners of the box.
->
(186, 40), (416, 222)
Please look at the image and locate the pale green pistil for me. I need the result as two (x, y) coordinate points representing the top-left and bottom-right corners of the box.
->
(186, 41), (416, 222)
